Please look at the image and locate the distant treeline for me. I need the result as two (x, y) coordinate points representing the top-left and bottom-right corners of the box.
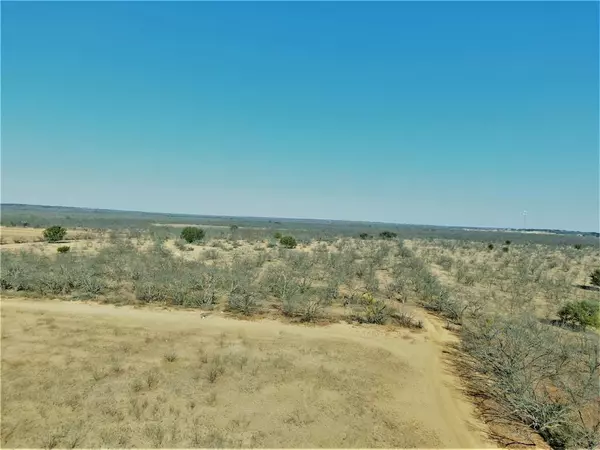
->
(518, 228), (600, 238)
(1, 204), (597, 246)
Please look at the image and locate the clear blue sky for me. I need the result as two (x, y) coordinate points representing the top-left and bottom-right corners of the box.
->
(2, 2), (598, 231)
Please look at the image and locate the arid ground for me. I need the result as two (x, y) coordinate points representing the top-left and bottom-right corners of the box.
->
(1, 221), (598, 448)
(1, 297), (493, 448)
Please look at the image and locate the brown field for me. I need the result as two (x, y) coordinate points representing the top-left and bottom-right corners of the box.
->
(1, 227), (598, 449)
(0, 226), (100, 245)
(1, 297), (493, 448)
(0, 226), (45, 244)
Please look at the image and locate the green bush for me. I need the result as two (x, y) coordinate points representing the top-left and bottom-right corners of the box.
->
(180, 227), (205, 243)
(487, 243), (494, 250)
(57, 246), (71, 254)
(379, 231), (397, 240)
(573, 244), (582, 250)
(273, 232), (282, 239)
(558, 300), (600, 330)
(357, 293), (391, 324)
(505, 240), (511, 245)
(43, 226), (67, 243)
(279, 235), (297, 249)
(590, 269), (600, 287)
(359, 233), (370, 240)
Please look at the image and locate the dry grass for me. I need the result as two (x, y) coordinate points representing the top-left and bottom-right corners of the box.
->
(4, 231), (596, 448)
(0, 226), (102, 246)
(1, 298), (493, 448)
(0, 226), (45, 244)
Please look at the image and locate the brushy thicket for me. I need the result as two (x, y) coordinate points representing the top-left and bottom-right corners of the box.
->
(410, 239), (600, 449)
(0, 237), (424, 328)
(462, 316), (599, 449)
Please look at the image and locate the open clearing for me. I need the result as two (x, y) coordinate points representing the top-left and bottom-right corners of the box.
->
(1, 297), (493, 448)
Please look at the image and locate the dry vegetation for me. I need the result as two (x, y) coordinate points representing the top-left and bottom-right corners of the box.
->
(1, 298), (491, 448)
(1, 231), (428, 328)
(413, 239), (599, 320)
(1, 225), (599, 449)
(411, 239), (600, 448)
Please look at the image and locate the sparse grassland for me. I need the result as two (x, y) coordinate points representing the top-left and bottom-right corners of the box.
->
(1, 220), (599, 449)
(1, 298), (490, 448)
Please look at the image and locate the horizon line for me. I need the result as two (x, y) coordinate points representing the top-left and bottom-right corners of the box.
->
(1, 202), (596, 235)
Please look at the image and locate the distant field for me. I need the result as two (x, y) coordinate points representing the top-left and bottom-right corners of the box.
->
(152, 223), (238, 230)
(2, 203), (597, 246)
(0, 226), (44, 243)
(0, 226), (101, 244)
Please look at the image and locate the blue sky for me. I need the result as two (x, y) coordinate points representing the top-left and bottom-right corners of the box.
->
(2, 2), (598, 231)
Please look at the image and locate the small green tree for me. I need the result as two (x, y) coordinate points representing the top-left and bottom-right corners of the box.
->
(558, 300), (600, 329)
(230, 225), (239, 231)
(359, 233), (370, 240)
(180, 227), (205, 243)
(505, 240), (511, 245)
(590, 269), (600, 287)
(43, 226), (67, 243)
(279, 235), (297, 249)
(487, 243), (494, 250)
(57, 245), (70, 254)
(574, 244), (582, 250)
(379, 231), (397, 240)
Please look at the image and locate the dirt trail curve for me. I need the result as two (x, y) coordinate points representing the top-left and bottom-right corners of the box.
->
(1, 297), (495, 448)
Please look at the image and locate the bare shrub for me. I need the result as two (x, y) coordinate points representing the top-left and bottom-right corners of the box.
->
(391, 309), (424, 329)
(134, 280), (170, 303)
(590, 269), (600, 287)
(227, 291), (258, 315)
(462, 314), (600, 448)
(204, 249), (219, 260)
(262, 264), (301, 302)
(385, 278), (410, 303)
(174, 239), (191, 251)
(285, 296), (325, 322)
(286, 251), (314, 293)
(437, 255), (453, 271)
